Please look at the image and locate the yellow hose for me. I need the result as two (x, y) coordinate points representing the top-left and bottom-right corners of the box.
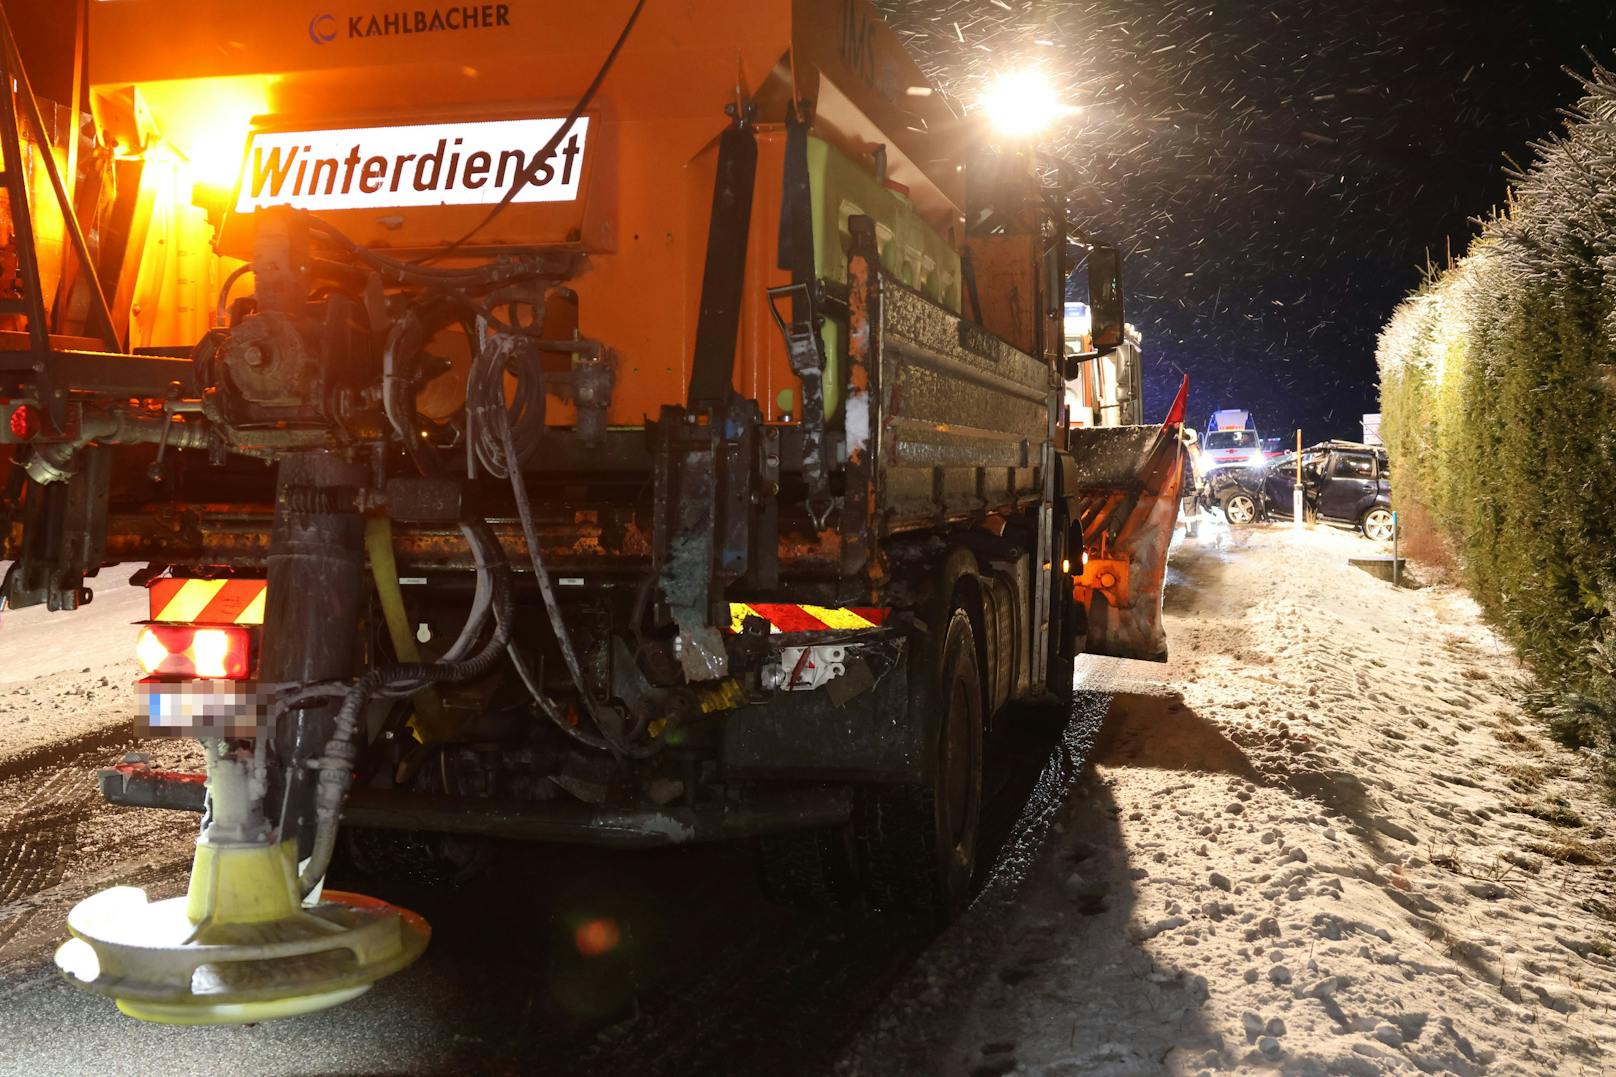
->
(364, 515), (451, 742)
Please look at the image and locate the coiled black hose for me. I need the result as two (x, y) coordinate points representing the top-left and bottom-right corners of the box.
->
(381, 309), (447, 479)
(465, 321), (548, 478)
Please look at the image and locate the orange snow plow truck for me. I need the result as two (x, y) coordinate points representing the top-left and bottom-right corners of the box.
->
(0, 0), (1183, 1022)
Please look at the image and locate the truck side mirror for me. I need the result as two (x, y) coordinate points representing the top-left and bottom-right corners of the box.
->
(1087, 244), (1124, 352)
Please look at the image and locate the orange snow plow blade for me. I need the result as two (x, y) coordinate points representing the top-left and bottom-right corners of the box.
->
(1066, 386), (1187, 662)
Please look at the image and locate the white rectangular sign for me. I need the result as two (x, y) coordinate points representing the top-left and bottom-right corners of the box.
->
(234, 117), (589, 213)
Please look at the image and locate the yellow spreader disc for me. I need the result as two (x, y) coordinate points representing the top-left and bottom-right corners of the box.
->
(55, 838), (430, 1025)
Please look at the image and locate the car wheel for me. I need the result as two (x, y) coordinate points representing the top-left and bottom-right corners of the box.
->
(1362, 506), (1395, 542)
(1220, 491), (1258, 526)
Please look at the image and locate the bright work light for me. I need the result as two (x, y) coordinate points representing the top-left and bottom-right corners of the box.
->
(979, 68), (1075, 137)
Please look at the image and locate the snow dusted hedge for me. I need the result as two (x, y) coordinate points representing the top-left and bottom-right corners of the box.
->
(1377, 65), (1616, 758)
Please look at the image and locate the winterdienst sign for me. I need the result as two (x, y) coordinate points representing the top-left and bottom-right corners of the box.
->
(234, 117), (589, 212)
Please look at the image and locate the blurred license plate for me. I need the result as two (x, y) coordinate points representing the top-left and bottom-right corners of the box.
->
(136, 680), (269, 737)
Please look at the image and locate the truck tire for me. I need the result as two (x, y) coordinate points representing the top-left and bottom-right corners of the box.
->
(1047, 514), (1076, 704)
(854, 605), (984, 919)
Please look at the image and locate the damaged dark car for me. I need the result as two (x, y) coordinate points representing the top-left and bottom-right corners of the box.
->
(1207, 442), (1394, 541)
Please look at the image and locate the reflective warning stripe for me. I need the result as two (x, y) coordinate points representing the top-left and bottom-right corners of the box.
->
(726, 603), (888, 634)
(149, 579), (268, 625)
(149, 579), (225, 623)
(237, 587), (268, 626)
(800, 605), (880, 631)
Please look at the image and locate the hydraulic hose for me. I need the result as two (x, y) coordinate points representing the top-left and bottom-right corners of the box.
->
(465, 318), (548, 478)
(487, 384), (670, 760)
(423, 0), (648, 262)
(381, 311), (445, 479)
(440, 530), (494, 663)
(297, 520), (512, 895)
(215, 262), (253, 325)
(505, 637), (612, 752)
(385, 299), (554, 482)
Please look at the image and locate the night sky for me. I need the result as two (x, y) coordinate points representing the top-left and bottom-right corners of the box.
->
(880, 0), (1616, 442)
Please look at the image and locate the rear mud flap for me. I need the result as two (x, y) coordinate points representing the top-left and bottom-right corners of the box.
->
(1066, 422), (1185, 663)
(720, 642), (919, 784)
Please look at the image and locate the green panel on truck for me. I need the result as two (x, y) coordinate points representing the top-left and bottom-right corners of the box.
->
(809, 135), (962, 421)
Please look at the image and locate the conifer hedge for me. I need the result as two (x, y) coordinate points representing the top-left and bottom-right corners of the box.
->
(1376, 66), (1616, 763)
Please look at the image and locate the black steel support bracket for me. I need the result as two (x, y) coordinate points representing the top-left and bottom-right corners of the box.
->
(772, 108), (830, 497)
(3, 443), (109, 611)
(686, 117), (758, 408)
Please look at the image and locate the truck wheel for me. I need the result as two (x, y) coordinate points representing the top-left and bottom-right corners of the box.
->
(755, 828), (855, 911)
(855, 606), (983, 919)
(1047, 517), (1076, 703)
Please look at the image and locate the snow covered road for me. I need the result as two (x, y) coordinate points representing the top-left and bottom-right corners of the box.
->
(877, 525), (1616, 1076)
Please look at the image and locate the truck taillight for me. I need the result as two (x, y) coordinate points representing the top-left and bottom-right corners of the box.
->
(8, 404), (40, 441)
(136, 625), (252, 680)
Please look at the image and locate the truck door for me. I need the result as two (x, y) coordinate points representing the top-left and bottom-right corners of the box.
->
(1319, 451), (1377, 521)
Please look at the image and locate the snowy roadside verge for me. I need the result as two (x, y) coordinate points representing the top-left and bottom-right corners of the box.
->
(856, 524), (1616, 1076)
(0, 567), (199, 975)
(0, 565), (143, 770)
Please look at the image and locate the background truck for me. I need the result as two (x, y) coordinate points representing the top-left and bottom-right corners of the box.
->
(1061, 300), (1143, 429)
(0, 0), (1184, 1023)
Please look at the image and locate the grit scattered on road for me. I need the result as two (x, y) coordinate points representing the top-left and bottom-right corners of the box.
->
(858, 525), (1616, 1076)
(0, 564), (145, 765)
(0, 565), (198, 985)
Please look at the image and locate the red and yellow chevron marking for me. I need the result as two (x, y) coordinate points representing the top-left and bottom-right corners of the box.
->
(148, 579), (267, 626)
(727, 602), (889, 634)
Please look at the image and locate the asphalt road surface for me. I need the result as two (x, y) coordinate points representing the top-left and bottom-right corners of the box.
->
(0, 570), (1121, 1077)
